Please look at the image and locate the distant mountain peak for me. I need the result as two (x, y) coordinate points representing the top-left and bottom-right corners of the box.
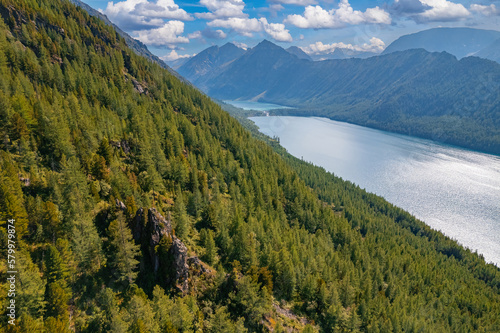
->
(177, 41), (246, 82)
(221, 42), (240, 50)
(286, 46), (312, 61)
(383, 27), (500, 59)
(255, 39), (281, 49)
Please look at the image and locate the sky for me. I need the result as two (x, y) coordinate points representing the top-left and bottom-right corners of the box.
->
(83, 0), (500, 61)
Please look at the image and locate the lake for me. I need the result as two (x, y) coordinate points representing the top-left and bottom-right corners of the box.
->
(224, 100), (293, 111)
(250, 116), (500, 266)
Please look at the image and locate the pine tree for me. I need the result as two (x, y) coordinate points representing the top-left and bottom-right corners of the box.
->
(202, 229), (217, 265)
(16, 250), (46, 318)
(107, 212), (140, 284)
(0, 152), (29, 238)
(45, 282), (70, 319)
(174, 188), (189, 239)
(43, 201), (61, 243)
(45, 245), (69, 285)
(91, 154), (110, 182)
(97, 137), (113, 165)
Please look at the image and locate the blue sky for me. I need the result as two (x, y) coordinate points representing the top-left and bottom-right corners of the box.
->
(83, 0), (500, 61)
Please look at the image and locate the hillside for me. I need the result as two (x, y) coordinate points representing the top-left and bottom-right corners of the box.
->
(178, 43), (246, 85)
(1, 0), (500, 332)
(383, 27), (500, 59)
(184, 41), (500, 155)
(286, 46), (312, 61)
(476, 38), (500, 64)
(68, 0), (188, 80)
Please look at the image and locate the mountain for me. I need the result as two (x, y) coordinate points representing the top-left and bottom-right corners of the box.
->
(164, 56), (192, 70)
(309, 48), (378, 61)
(286, 46), (312, 60)
(2, 0), (500, 331)
(195, 40), (303, 99)
(383, 27), (500, 59)
(475, 38), (500, 64)
(189, 40), (500, 154)
(177, 42), (245, 83)
(69, 0), (187, 81)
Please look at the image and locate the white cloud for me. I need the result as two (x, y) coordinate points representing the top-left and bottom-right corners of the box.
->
(103, 0), (191, 30)
(160, 50), (194, 61)
(260, 18), (293, 42)
(195, 0), (247, 20)
(135, 0), (192, 19)
(187, 31), (202, 39)
(285, 0), (391, 29)
(416, 0), (470, 22)
(196, 0), (291, 42)
(302, 37), (386, 55)
(268, 4), (285, 17)
(208, 17), (262, 37)
(270, 0), (317, 5)
(470, 4), (499, 16)
(133, 21), (189, 47)
(234, 42), (248, 50)
(188, 28), (228, 39)
(213, 29), (228, 39)
(207, 17), (292, 41)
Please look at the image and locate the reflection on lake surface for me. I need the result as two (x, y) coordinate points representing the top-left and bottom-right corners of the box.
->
(224, 100), (292, 111)
(251, 116), (500, 266)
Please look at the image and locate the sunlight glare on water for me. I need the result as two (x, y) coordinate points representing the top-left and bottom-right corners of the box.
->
(251, 116), (500, 266)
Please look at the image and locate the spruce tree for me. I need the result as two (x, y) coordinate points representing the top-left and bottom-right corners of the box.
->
(107, 212), (140, 284)
(174, 187), (189, 239)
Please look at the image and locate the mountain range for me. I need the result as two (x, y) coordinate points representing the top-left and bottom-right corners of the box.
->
(2, 0), (500, 331)
(178, 38), (500, 155)
(383, 27), (500, 61)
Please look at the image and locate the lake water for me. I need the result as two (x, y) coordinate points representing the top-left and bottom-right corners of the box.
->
(250, 116), (500, 266)
(224, 100), (293, 111)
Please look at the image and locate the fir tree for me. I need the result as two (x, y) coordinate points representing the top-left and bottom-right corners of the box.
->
(107, 212), (140, 285)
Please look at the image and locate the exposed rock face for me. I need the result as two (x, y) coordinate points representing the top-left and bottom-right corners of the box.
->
(148, 208), (172, 242)
(131, 207), (211, 294)
(115, 199), (126, 211)
(146, 208), (172, 273)
(171, 238), (189, 292)
(131, 78), (147, 94)
(132, 208), (145, 243)
(110, 139), (131, 154)
(187, 256), (211, 275)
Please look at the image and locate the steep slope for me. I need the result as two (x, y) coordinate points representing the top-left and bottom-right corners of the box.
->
(476, 38), (500, 64)
(286, 46), (312, 61)
(383, 27), (500, 58)
(1, 0), (500, 332)
(198, 40), (305, 101)
(164, 55), (192, 70)
(177, 42), (246, 84)
(69, 0), (178, 75)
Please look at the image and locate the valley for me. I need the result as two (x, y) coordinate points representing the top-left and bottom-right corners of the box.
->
(251, 115), (500, 266)
(1, 0), (500, 331)
(180, 39), (500, 155)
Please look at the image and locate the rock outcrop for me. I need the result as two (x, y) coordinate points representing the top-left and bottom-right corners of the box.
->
(130, 207), (212, 294)
(131, 207), (145, 243)
(171, 238), (189, 292)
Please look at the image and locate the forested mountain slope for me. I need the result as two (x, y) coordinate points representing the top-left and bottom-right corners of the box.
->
(382, 27), (500, 59)
(476, 38), (500, 64)
(69, 0), (170, 70)
(178, 43), (246, 84)
(0, 0), (500, 332)
(185, 40), (500, 155)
